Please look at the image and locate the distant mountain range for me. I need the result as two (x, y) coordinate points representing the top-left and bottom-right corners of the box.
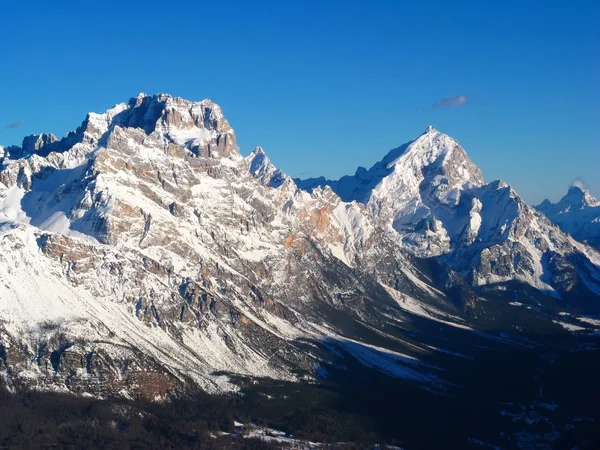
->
(536, 185), (600, 250)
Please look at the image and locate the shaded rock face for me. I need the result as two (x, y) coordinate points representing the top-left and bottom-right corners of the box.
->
(21, 133), (58, 155)
(248, 147), (289, 188)
(0, 95), (599, 401)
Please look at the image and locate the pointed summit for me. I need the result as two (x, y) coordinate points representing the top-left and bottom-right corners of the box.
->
(538, 184), (599, 215)
(247, 146), (289, 189)
(390, 127), (484, 187)
(536, 184), (600, 251)
(564, 184), (598, 208)
(296, 127), (485, 205)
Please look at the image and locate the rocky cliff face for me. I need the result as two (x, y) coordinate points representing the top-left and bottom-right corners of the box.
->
(1, 94), (599, 400)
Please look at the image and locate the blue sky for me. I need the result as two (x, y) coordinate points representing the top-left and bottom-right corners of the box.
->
(0, 0), (598, 204)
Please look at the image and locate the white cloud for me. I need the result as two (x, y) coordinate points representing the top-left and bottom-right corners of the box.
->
(432, 95), (469, 109)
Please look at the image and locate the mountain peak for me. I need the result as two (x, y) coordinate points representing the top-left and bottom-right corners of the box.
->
(564, 184), (598, 209)
(567, 184), (587, 196)
(537, 183), (599, 216)
(3, 93), (239, 161)
(396, 127), (481, 179)
(296, 127), (484, 205)
(535, 184), (600, 251)
(21, 133), (58, 154)
(247, 146), (289, 188)
(566, 184), (586, 198)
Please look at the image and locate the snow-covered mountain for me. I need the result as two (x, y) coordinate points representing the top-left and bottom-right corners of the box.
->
(0, 94), (457, 398)
(537, 185), (600, 250)
(297, 126), (600, 305)
(1, 94), (599, 400)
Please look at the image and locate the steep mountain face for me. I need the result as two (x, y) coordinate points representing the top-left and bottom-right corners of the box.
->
(297, 127), (600, 309)
(0, 94), (599, 405)
(537, 185), (600, 250)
